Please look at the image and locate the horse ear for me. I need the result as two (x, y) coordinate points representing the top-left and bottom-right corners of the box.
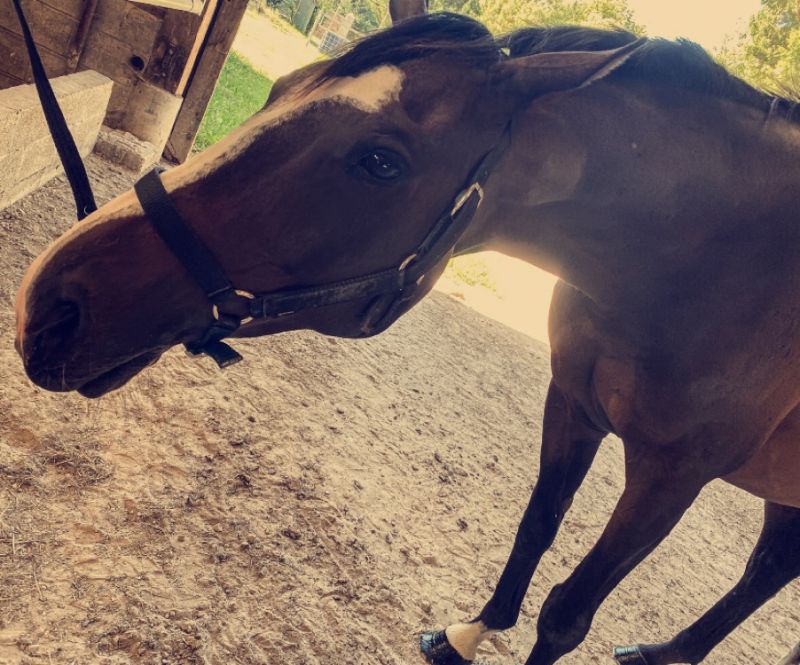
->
(389, 0), (428, 24)
(495, 38), (647, 98)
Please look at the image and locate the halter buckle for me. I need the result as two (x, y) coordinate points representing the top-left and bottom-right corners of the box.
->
(398, 253), (417, 272)
(451, 182), (484, 217)
(212, 289), (256, 325)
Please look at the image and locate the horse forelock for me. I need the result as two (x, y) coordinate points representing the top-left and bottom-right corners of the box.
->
(313, 12), (500, 86)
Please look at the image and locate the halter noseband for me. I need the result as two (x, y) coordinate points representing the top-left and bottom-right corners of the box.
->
(133, 126), (511, 368)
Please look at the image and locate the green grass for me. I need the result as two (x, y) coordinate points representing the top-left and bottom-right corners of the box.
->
(194, 52), (273, 152)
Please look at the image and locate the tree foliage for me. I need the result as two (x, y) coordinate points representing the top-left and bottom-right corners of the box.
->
(307, 0), (644, 36)
(719, 0), (800, 93)
(297, 0), (385, 32)
(470, 0), (642, 35)
(429, 0), (482, 19)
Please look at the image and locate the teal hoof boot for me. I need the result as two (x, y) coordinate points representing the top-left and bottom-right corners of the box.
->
(614, 645), (649, 664)
(419, 630), (472, 665)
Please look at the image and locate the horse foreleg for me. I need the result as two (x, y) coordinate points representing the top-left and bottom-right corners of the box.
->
(613, 501), (800, 665)
(420, 381), (605, 664)
(523, 444), (710, 665)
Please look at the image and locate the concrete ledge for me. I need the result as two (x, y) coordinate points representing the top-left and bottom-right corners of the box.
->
(0, 70), (113, 211)
(121, 80), (183, 157)
(93, 126), (161, 174)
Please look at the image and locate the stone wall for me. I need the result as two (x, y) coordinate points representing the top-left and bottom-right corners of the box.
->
(0, 70), (112, 211)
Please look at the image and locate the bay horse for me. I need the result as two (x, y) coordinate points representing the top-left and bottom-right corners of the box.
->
(14, 8), (800, 665)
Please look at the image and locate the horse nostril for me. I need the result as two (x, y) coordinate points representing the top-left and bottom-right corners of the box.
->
(29, 299), (82, 363)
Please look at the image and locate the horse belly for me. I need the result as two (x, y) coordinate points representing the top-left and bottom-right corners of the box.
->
(723, 409), (800, 508)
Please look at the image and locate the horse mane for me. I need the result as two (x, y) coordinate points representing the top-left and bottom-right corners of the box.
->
(316, 12), (794, 119)
(504, 25), (786, 113)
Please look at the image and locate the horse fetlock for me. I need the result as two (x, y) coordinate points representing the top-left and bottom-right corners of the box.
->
(525, 639), (565, 665)
(477, 594), (526, 631)
(444, 621), (495, 660)
(664, 631), (715, 664)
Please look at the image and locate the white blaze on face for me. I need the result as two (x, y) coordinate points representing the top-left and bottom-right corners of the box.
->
(273, 64), (406, 117)
(16, 64), (406, 335)
(186, 63), (407, 166)
(314, 64), (406, 113)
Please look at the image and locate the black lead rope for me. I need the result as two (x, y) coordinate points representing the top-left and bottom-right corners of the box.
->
(12, 0), (97, 220)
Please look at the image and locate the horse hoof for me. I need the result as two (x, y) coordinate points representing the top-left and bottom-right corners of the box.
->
(613, 645), (649, 664)
(419, 629), (473, 665)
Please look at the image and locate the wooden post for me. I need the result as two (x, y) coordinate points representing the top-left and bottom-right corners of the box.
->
(123, 79), (183, 153)
(163, 0), (248, 162)
(175, 0), (219, 96)
(67, 0), (99, 71)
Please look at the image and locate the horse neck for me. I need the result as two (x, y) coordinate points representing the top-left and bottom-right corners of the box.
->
(465, 80), (800, 314)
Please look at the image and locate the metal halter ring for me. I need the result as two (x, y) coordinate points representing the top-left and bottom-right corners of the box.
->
(451, 182), (484, 216)
(212, 289), (255, 326)
(398, 253), (417, 271)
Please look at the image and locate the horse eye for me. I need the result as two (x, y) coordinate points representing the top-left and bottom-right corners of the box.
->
(357, 149), (404, 181)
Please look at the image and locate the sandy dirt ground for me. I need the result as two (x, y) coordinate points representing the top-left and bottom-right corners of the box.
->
(233, 10), (322, 80)
(1, 155), (799, 665)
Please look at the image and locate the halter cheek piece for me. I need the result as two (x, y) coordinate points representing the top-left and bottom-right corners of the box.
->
(133, 129), (510, 368)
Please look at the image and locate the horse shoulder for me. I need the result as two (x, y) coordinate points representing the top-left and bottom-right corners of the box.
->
(549, 282), (763, 454)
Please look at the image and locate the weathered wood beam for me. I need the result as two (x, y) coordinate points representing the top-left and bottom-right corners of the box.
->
(143, 2), (208, 94)
(164, 0), (248, 162)
(0, 25), (70, 83)
(175, 0), (219, 96)
(67, 0), (100, 71)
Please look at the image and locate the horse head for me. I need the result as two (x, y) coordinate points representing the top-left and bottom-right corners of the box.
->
(15, 13), (638, 397)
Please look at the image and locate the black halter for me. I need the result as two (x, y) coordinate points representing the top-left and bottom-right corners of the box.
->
(15, 0), (511, 369)
(133, 127), (511, 368)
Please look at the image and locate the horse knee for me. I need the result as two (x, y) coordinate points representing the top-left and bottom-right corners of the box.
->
(515, 517), (558, 554)
(536, 583), (593, 655)
(744, 549), (800, 591)
(515, 498), (567, 552)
